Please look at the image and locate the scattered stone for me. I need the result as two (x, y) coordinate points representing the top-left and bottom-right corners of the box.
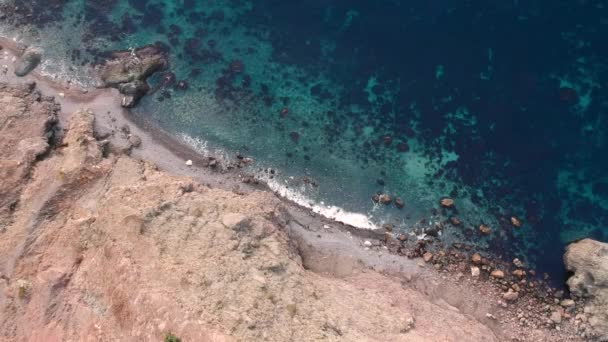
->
(440, 198), (454, 208)
(394, 198), (405, 209)
(185, 160), (193, 166)
(423, 252), (433, 263)
(479, 224), (491, 235)
(512, 269), (526, 279)
(510, 216), (522, 227)
(14, 47), (42, 77)
(503, 289), (519, 302)
(128, 134), (142, 148)
(363, 240), (372, 247)
(550, 311), (562, 324)
(490, 270), (505, 279)
(560, 299), (575, 308)
(378, 194), (392, 205)
(471, 253), (482, 265)
(471, 266), (480, 277)
(513, 258), (524, 268)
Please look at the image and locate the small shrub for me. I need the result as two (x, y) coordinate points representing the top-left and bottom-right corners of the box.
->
(164, 333), (181, 342)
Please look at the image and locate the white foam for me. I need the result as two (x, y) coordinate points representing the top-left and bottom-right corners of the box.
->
(178, 131), (378, 229)
(178, 132), (231, 164)
(265, 177), (379, 230)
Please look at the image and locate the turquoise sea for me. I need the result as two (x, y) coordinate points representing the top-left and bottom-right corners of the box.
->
(1, 0), (607, 282)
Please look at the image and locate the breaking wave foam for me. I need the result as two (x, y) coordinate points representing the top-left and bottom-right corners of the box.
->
(265, 177), (379, 230)
(178, 132), (379, 230)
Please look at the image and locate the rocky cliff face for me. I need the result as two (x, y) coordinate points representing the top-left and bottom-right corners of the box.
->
(0, 82), (502, 341)
(565, 239), (608, 341)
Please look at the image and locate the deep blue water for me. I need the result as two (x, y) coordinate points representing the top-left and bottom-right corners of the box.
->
(1, 0), (607, 282)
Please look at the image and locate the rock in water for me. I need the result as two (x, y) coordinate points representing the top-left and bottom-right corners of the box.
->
(118, 80), (150, 108)
(99, 44), (168, 107)
(14, 47), (42, 77)
(564, 239), (608, 340)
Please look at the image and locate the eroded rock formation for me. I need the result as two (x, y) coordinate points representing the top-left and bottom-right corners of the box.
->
(564, 238), (608, 341)
(99, 44), (168, 107)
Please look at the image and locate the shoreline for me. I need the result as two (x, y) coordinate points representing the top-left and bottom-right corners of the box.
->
(0, 35), (384, 236)
(0, 36), (593, 340)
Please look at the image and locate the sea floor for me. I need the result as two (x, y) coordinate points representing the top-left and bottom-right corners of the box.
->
(1, 0), (607, 281)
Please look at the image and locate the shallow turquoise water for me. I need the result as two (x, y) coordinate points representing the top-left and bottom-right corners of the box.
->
(1, 0), (607, 281)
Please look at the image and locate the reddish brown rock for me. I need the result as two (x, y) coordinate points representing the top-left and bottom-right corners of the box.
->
(510, 216), (522, 227)
(490, 270), (505, 279)
(378, 194), (392, 205)
(479, 224), (491, 235)
(440, 198), (454, 208)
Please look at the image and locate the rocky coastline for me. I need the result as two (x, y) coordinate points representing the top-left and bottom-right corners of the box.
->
(1, 39), (608, 341)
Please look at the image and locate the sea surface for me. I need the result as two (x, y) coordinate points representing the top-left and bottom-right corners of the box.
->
(1, 0), (607, 282)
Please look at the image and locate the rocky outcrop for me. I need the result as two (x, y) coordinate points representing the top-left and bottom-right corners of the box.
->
(99, 44), (168, 107)
(564, 238), (608, 341)
(0, 81), (57, 229)
(13, 47), (42, 77)
(0, 82), (503, 341)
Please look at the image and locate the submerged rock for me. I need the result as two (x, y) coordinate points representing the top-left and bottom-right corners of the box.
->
(502, 289), (519, 302)
(378, 194), (392, 205)
(510, 216), (522, 227)
(479, 224), (491, 235)
(440, 198), (454, 208)
(564, 239), (608, 340)
(14, 47), (42, 77)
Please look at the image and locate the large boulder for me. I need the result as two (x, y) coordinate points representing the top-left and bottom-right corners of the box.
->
(14, 47), (42, 77)
(564, 238), (608, 340)
(118, 80), (150, 108)
(99, 44), (168, 107)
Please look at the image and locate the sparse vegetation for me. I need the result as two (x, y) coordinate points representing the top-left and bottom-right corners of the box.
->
(16, 279), (31, 299)
(164, 333), (181, 342)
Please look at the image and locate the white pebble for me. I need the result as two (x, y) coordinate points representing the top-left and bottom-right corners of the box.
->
(363, 240), (372, 247)
(185, 160), (193, 166)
